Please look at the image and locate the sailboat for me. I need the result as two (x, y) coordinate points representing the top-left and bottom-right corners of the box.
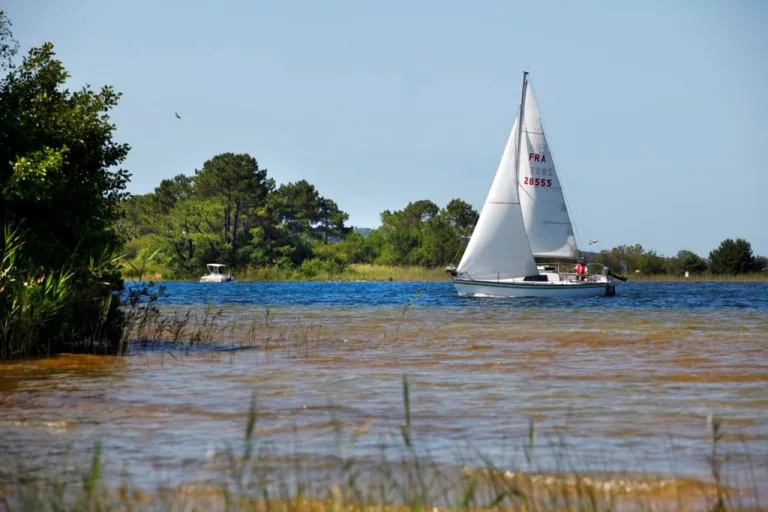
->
(446, 71), (617, 298)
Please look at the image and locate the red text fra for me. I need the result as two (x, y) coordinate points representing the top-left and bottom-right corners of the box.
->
(528, 153), (547, 162)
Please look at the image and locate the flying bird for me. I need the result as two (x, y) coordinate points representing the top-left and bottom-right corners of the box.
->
(175, 112), (181, 119)
(588, 239), (599, 245)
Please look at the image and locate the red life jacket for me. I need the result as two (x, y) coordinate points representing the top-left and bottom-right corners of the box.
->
(575, 263), (586, 275)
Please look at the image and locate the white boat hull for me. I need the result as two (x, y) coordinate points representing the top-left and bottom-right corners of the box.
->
(200, 275), (234, 283)
(453, 278), (614, 298)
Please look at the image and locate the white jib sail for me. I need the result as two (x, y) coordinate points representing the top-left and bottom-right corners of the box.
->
(517, 84), (579, 259)
(456, 118), (539, 281)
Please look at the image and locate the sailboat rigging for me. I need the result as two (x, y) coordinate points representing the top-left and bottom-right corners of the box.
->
(446, 71), (618, 298)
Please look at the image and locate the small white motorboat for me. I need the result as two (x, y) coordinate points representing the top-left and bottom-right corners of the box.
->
(200, 263), (234, 283)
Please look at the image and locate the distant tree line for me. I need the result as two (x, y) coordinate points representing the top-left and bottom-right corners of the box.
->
(119, 153), (480, 278)
(122, 155), (765, 279)
(591, 239), (765, 277)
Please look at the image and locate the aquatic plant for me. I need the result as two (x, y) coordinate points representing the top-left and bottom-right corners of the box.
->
(1, 377), (760, 512)
(0, 224), (73, 358)
(0, 223), (130, 359)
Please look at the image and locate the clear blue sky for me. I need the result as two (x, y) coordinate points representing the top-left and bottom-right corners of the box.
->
(6, 0), (767, 257)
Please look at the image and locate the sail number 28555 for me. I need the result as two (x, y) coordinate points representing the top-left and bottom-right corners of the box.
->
(523, 177), (552, 187)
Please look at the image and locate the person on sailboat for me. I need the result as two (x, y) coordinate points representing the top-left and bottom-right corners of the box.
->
(575, 259), (587, 281)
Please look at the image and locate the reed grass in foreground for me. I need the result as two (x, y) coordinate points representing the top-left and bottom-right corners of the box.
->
(1, 379), (761, 512)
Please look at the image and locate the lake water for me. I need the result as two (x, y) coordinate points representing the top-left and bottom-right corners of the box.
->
(1, 281), (766, 505)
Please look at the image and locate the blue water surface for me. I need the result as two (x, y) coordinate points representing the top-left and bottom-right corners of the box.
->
(134, 280), (768, 310)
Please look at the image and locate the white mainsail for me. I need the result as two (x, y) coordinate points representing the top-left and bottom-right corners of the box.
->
(455, 118), (539, 281)
(450, 71), (617, 299)
(517, 84), (579, 259)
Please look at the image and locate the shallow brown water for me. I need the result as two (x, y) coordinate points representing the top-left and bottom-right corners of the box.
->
(0, 305), (766, 506)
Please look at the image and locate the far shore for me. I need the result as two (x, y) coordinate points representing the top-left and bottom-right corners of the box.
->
(123, 264), (768, 283)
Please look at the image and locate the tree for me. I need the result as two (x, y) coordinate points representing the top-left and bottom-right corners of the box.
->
(419, 216), (461, 267)
(138, 195), (224, 276)
(195, 153), (272, 246)
(118, 194), (157, 240)
(0, 11), (18, 71)
(441, 198), (478, 241)
(377, 201), (438, 265)
(709, 238), (758, 274)
(675, 250), (708, 274)
(1, 45), (130, 268)
(393, 200), (440, 228)
(1, 16), (130, 351)
(610, 244), (645, 273)
(637, 250), (666, 275)
(376, 199), (473, 266)
(595, 250), (622, 272)
(270, 180), (321, 237)
(154, 174), (194, 214)
(317, 197), (351, 244)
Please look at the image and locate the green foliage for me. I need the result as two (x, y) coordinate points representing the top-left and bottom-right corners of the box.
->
(195, 153), (273, 247)
(118, 156), (765, 281)
(154, 174), (194, 214)
(4, 146), (67, 201)
(318, 197), (351, 243)
(419, 215), (462, 267)
(709, 238), (758, 275)
(594, 250), (621, 271)
(0, 16), (129, 357)
(0, 225), (73, 358)
(119, 160), (363, 278)
(371, 199), (473, 267)
(593, 240), (765, 278)
(0, 41), (130, 268)
(120, 182), (481, 277)
(442, 198), (478, 241)
(0, 11), (18, 71)
(637, 250), (666, 275)
(665, 250), (708, 275)
(609, 244), (645, 273)
(271, 179), (321, 237)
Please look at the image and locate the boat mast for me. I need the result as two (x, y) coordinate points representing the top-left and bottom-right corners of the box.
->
(513, 71), (529, 185)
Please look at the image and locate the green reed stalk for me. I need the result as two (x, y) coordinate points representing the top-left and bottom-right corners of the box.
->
(0, 224), (75, 359)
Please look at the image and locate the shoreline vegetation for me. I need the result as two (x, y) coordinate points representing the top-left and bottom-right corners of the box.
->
(2, 9), (767, 362)
(123, 263), (768, 283)
(1, 11), (765, 512)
